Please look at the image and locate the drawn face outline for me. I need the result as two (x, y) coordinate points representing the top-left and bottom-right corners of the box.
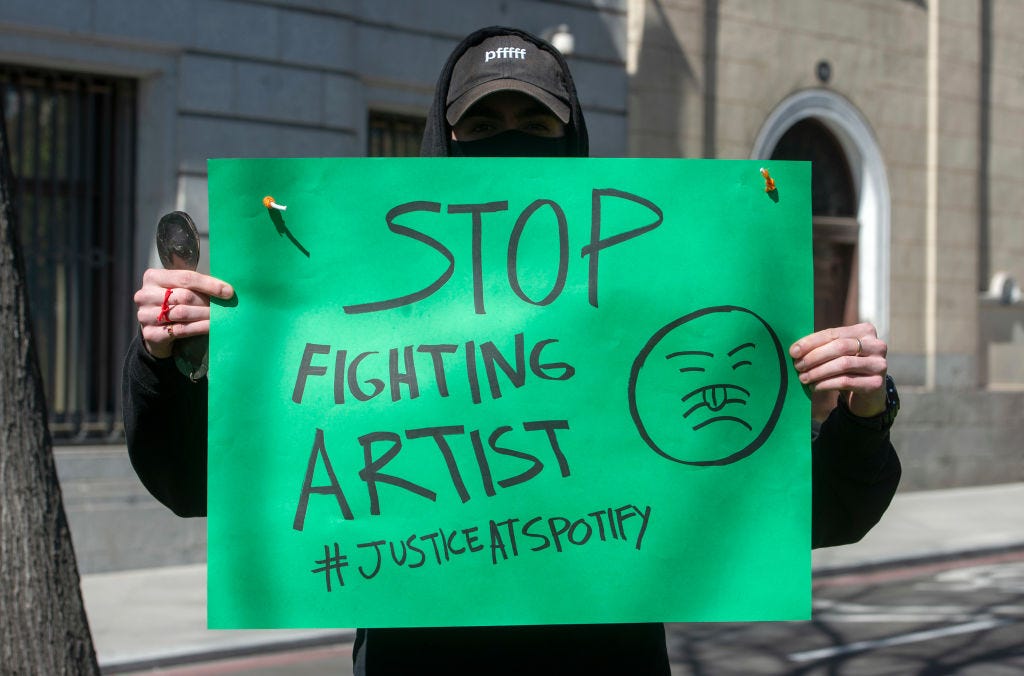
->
(628, 306), (788, 466)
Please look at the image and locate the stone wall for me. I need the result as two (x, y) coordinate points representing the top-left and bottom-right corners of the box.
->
(1, 0), (630, 278)
(629, 0), (1024, 490)
(7, 1), (1023, 574)
(55, 447), (206, 573)
(4, 0), (633, 574)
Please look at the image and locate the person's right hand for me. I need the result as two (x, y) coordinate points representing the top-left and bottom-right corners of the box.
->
(134, 269), (234, 358)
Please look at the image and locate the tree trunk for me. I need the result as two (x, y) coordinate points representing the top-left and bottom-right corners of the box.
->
(0, 97), (100, 674)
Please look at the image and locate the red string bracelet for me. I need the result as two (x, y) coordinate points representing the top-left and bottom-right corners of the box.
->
(157, 288), (173, 324)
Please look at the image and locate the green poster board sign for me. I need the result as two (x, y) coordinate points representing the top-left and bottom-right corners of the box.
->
(206, 158), (812, 629)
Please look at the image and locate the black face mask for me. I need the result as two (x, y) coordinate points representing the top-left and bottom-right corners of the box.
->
(450, 130), (569, 157)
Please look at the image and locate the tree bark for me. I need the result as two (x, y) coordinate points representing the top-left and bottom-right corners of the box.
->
(0, 97), (100, 674)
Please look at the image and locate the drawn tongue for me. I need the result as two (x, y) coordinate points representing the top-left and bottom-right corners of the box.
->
(705, 385), (729, 411)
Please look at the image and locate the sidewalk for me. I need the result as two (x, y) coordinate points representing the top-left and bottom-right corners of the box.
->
(82, 482), (1024, 672)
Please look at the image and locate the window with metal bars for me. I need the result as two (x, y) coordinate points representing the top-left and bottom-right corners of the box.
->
(0, 65), (137, 443)
(368, 112), (425, 157)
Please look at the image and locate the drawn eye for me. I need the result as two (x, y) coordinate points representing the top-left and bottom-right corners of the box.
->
(666, 350), (713, 375)
(727, 342), (754, 370)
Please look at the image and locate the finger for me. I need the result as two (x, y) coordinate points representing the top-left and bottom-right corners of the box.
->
(789, 322), (877, 359)
(138, 303), (212, 326)
(165, 319), (209, 341)
(797, 353), (887, 389)
(794, 334), (885, 373)
(140, 268), (234, 299)
(141, 319), (211, 352)
(805, 372), (885, 395)
(135, 286), (213, 311)
(140, 322), (175, 359)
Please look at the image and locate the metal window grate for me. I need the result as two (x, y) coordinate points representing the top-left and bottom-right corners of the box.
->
(1, 65), (137, 443)
(368, 112), (425, 157)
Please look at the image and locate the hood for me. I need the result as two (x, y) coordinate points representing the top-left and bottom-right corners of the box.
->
(420, 26), (589, 158)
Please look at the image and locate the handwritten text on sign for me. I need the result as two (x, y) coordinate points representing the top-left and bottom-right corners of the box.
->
(207, 158), (812, 628)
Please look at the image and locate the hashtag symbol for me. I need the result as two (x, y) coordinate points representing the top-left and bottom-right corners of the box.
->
(311, 542), (348, 592)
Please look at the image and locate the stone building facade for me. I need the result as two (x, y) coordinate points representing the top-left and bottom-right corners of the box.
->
(0, 0), (631, 572)
(1, 0), (1020, 571)
(629, 0), (1024, 489)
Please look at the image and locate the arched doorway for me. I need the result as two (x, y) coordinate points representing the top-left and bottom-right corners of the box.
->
(771, 118), (860, 332)
(751, 89), (891, 341)
(752, 91), (891, 420)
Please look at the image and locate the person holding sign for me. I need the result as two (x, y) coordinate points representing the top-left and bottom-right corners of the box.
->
(124, 25), (900, 676)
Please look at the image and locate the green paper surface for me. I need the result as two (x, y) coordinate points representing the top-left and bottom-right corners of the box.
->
(207, 158), (812, 629)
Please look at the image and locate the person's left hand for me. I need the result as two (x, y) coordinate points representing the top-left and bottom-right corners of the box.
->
(789, 322), (887, 418)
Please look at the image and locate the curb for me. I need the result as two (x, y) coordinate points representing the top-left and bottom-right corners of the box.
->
(811, 541), (1024, 579)
(100, 630), (357, 674)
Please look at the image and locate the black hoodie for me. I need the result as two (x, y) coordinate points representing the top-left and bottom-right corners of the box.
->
(123, 24), (897, 676)
(356, 29), (671, 674)
(419, 26), (589, 158)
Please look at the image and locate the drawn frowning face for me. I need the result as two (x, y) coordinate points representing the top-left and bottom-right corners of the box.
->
(628, 306), (788, 466)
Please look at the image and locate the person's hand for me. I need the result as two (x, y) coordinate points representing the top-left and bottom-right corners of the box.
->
(133, 269), (234, 359)
(789, 322), (887, 418)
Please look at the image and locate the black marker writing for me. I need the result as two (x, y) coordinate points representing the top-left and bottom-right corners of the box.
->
(311, 542), (349, 591)
(293, 420), (573, 528)
(291, 332), (574, 406)
(311, 503), (652, 591)
(342, 189), (662, 314)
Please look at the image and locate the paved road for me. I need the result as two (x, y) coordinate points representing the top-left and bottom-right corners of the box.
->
(117, 549), (1024, 675)
(666, 548), (1024, 674)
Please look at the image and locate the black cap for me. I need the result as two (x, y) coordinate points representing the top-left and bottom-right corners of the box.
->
(445, 34), (571, 126)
